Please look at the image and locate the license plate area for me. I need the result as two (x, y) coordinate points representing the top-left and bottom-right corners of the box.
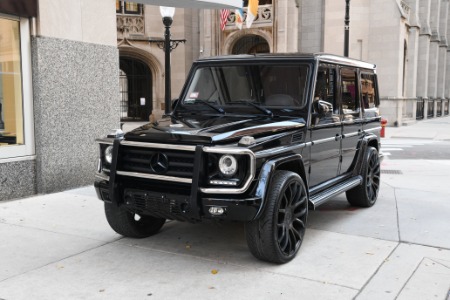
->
(123, 189), (192, 221)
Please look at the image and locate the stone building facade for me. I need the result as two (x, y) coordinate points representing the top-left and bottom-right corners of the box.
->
(118, 0), (449, 126)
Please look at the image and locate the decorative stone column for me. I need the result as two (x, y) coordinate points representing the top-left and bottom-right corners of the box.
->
(416, 0), (431, 105)
(406, 0), (420, 96)
(437, 0), (449, 100)
(276, 0), (299, 52)
(200, 10), (217, 57)
(427, 0), (441, 105)
(406, 0), (421, 121)
(447, 6), (450, 99)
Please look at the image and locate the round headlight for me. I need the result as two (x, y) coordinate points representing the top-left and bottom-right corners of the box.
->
(219, 155), (238, 177)
(104, 146), (113, 164)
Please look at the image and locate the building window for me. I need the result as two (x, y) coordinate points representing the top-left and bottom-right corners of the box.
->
(116, 0), (121, 13)
(116, 1), (142, 15)
(0, 16), (34, 160)
(243, 0), (272, 6)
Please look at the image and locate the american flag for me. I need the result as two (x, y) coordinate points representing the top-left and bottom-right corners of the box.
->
(220, 9), (230, 31)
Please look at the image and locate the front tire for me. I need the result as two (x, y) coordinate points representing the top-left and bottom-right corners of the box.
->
(245, 171), (308, 264)
(346, 146), (381, 207)
(104, 203), (165, 238)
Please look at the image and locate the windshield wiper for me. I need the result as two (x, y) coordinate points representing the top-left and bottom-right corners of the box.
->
(229, 100), (273, 117)
(186, 99), (225, 114)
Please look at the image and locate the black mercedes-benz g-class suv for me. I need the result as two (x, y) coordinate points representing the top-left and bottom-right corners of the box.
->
(95, 53), (382, 264)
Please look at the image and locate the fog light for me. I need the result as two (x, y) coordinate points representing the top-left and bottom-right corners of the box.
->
(209, 206), (225, 216)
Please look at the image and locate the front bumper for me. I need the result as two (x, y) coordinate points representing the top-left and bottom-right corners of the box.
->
(95, 179), (262, 222)
(95, 138), (262, 222)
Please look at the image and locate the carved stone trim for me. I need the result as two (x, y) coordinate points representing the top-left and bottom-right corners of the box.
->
(117, 16), (145, 35)
(400, 0), (411, 19)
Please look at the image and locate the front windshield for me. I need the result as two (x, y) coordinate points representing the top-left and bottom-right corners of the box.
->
(181, 64), (310, 113)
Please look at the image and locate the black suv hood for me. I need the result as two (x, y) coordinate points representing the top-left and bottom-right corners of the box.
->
(124, 115), (306, 145)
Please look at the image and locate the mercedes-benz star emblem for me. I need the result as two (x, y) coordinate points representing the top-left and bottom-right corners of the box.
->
(150, 152), (169, 174)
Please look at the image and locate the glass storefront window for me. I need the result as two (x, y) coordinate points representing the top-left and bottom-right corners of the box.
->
(0, 16), (34, 160)
(0, 18), (23, 147)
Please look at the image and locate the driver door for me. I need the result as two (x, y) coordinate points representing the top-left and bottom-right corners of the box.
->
(308, 64), (341, 187)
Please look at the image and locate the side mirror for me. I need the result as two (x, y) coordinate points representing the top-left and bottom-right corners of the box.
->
(314, 100), (333, 116)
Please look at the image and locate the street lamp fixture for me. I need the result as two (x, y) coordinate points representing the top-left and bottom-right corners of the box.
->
(149, 6), (186, 115)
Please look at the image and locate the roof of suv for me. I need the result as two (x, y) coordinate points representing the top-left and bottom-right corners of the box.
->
(197, 53), (376, 70)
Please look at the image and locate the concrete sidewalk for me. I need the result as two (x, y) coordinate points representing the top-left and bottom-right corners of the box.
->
(1, 118), (450, 299)
(384, 116), (450, 141)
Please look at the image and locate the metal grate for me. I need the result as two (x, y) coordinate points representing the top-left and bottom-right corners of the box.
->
(416, 98), (424, 120)
(381, 169), (403, 175)
(292, 132), (304, 143)
(120, 146), (195, 178)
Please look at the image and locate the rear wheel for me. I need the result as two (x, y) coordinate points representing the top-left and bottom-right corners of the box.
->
(245, 171), (308, 264)
(104, 203), (165, 238)
(346, 146), (380, 207)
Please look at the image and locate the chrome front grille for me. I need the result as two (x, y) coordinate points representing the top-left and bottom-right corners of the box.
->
(119, 145), (195, 179)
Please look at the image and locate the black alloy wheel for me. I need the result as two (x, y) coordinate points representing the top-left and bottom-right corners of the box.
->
(245, 171), (308, 264)
(346, 146), (381, 207)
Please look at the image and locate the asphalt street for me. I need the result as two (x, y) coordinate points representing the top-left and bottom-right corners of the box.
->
(0, 117), (449, 299)
(381, 138), (450, 160)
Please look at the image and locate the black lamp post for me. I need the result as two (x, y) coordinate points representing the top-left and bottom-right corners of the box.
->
(344, 0), (350, 57)
(149, 7), (186, 115)
(0, 102), (4, 130)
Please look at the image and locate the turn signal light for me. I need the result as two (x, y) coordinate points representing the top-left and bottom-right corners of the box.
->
(209, 180), (238, 186)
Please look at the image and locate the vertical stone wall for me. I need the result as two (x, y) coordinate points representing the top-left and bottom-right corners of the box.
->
(406, 0), (420, 98)
(32, 36), (120, 194)
(417, 0), (432, 98)
(428, 0), (441, 98)
(0, 159), (36, 201)
(299, 0), (324, 53)
(276, 0), (300, 52)
(447, 6), (450, 98)
(437, 0), (449, 98)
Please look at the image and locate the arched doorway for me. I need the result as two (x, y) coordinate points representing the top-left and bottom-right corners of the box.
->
(119, 57), (152, 121)
(232, 34), (270, 54)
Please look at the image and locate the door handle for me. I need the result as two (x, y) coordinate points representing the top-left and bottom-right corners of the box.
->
(335, 134), (341, 141)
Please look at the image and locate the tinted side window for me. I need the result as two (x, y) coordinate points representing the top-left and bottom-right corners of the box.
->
(312, 64), (339, 126)
(361, 73), (377, 109)
(361, 73), (379, 118)
(340, 68), (360, 119)
(261, 65), (309, 107)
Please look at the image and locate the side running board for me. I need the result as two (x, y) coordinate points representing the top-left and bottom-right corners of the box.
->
(309, 176), (362, 210)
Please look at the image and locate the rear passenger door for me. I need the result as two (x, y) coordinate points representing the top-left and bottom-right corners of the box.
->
(339, 67), (363, 175)
(360, 72), (381, 132)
